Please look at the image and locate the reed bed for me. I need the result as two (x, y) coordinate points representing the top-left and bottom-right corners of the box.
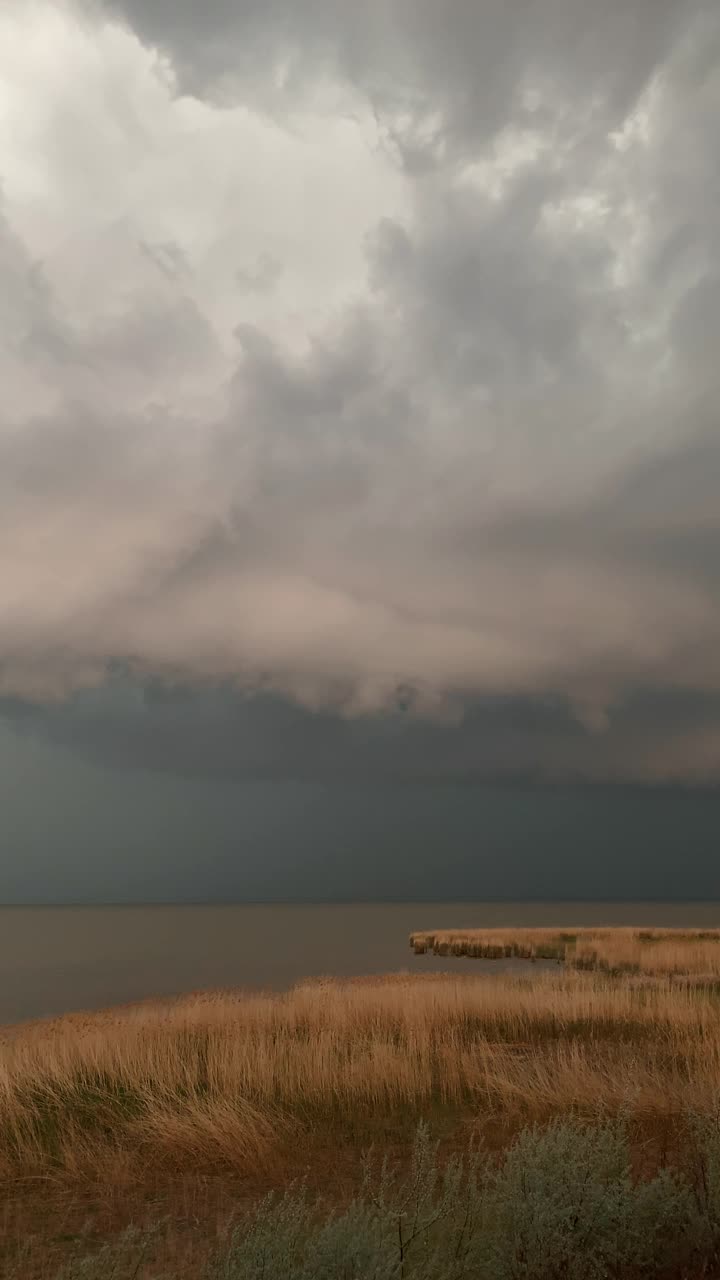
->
(3, 969), (720, 1188)
(409, 925), (720, 975)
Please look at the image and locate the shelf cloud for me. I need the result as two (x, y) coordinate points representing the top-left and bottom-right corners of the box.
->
(2, 0), (720, 783)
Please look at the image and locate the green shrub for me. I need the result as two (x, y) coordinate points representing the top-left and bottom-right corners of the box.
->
(482, 1120), (694, 1279)
(209, 1122), (487, 1280)
(33, 1116), (720, 1279)
(683, 1110), (720, 1267)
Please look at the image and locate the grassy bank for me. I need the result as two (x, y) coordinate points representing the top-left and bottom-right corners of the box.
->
(409, 926), (720, 975)
(4, 969), (720, 1275)
(4, 969), (720, 1177)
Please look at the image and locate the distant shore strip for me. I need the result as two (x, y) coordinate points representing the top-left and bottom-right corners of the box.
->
(409, 925), (720, 974)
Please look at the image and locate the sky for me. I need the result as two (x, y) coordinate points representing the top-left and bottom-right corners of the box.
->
(2, 0), (720, 902)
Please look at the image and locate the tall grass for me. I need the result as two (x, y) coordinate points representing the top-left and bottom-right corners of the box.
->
(3, 970), (720, 1186)
(410, 926), (720, 974)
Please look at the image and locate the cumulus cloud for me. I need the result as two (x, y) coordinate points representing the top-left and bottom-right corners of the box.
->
(1, 0), (720, 780)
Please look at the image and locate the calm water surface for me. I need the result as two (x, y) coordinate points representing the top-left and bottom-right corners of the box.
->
(3, 901), (720, 1025)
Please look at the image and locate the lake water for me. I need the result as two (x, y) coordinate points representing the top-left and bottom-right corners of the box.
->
(3, 900), (720, 1025)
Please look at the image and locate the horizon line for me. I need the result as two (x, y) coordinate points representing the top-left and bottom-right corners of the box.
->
(3, 896), (720, 908)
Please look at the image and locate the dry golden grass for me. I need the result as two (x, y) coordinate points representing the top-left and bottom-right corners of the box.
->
(410, 926), (581, 958)
(410, 925), (720, 975)
(3, 967), (720, 1190)
(5, 969), (720, 1277)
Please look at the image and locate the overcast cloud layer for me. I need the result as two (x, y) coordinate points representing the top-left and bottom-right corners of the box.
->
(2, 0), (720, 783)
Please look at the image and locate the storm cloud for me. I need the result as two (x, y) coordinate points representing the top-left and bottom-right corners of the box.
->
(2, 0), (720, 784)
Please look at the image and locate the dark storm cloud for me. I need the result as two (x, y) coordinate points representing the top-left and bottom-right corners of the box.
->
(100, 0), (687, 153)
(5, 677), (720, 787)
(6, 700), (720, 905)
(1, 0), (720, 781)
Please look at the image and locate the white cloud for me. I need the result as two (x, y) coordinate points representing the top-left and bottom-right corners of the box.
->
(0, 0), (408, 364)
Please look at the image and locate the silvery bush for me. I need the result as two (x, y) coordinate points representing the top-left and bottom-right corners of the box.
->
(42, 1116), (720, 1279)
